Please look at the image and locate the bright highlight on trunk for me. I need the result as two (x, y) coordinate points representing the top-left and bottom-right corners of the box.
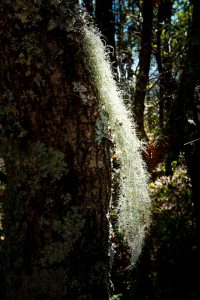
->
(82, 25), (151, 264)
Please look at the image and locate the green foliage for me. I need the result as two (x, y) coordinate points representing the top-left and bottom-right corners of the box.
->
(110, 294), (123, 300)
(149, 164), (192, 221)
(111, 160), (197, 299)
(126, 162), (196, 299)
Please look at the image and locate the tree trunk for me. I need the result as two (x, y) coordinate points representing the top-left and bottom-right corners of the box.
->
(133, 0), (153, 140)
(0, 1), (111, 299)
(182, 0), (200, 287)
(82, 0), (94, 15)
(95, 0), (116, 65)
(155, 0), (175, 130)
(164, 0), (198, 167)
(163, 1), (200, 291)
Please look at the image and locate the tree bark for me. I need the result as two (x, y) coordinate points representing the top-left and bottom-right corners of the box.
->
(95, 0), (116, 65)
(163, 2), (200, 290)
(133, 0), (153, 140)
(0, 1), (111, 299)
(82, 0), (94, 15)
(181, 0), (200, 285)
(164, 0), (199, 166)
(155, 0), (175, 130)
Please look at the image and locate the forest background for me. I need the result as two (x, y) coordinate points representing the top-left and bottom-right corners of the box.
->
(0, 0), (200, 299)
(80, 0), (200, 299)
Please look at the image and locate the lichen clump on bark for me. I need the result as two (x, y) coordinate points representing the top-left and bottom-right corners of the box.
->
(82, 25), (151, 264)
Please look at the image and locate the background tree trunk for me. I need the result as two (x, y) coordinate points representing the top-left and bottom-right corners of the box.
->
(0, 1), (111, 299)
(182, 0), (200, 285)
(82, 0), (94, 15)
(133, 0), (153, 140)
(95, 0), (116, 66)
(155, 0), (175, 130)
(164, 0), (199, 167)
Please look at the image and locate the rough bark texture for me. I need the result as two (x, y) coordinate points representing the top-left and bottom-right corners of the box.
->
(133, 0), (153, 140)
(0, 1), (111, 299)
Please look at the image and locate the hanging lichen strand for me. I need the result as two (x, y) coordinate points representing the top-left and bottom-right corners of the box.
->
(82, 25), (151, 264)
